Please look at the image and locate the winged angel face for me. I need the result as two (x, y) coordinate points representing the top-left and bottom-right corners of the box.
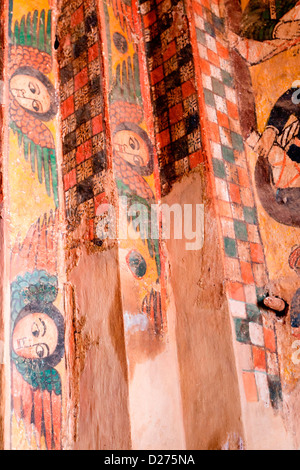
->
(9, 66), (57, 121)
(12, 303), (64, 367)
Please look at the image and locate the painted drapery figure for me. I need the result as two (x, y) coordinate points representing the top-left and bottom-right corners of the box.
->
(229, 1), (300, 65)
(240, 0), (300, 42)
(228, 1), (300, 227)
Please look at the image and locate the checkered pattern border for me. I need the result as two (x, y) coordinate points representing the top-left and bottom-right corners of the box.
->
(188, 0), (282, 407)
(57, 0), (107, 245)
(139, 0), (203, 196)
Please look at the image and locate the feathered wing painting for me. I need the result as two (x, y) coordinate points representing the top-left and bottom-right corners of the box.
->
(9, 8), (58, 207)
(10, 212), (64, 450)
(110, 101), (163, 335)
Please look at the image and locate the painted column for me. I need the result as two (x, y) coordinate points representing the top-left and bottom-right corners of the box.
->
(96, 0), (186, 449)
(2, 0), (68, 450)
(56, 0), (185, 449)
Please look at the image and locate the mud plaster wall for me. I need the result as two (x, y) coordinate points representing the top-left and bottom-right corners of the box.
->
(68, 247), (131, 450)
(163, 169), (244, 450)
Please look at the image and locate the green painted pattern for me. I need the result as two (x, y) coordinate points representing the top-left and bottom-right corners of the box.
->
(11, 122), (59, 207)
(11, 9), (52, 54)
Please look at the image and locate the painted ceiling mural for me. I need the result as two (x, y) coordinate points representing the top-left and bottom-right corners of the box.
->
(7, 0), (65, 450)
(227, 0), (300, 393)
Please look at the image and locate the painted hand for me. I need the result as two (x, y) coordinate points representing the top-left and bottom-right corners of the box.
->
(274, 21), (300, 40)
(254, 127), (277, 158)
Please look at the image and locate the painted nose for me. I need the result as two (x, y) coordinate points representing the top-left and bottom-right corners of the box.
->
(13, 88), (26, 98)
(17, 337), (32, 349)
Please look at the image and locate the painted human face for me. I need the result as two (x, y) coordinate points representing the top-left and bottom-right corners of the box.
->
(113, 130), (150, 169)
(10, 74), (51, 115)
(12, 312), (58, 360)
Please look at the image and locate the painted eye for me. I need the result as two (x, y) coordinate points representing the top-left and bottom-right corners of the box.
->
(129, 137), (140, 151)
(36, 344), (46, 358)
(129, 137), (136, 150)
(32, 100), (40, 112)
(31, 322), (40, 338)
(28, 82), (36, 94)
